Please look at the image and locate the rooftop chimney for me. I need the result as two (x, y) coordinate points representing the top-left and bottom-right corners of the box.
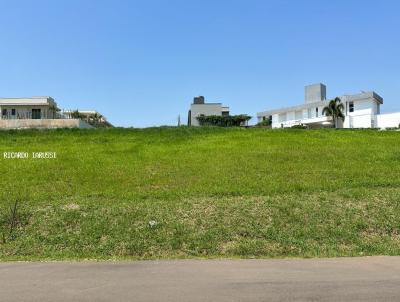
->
(193, 96), (205, 104)
(305, 83), (326, 103)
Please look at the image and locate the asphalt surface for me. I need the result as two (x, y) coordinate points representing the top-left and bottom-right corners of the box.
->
(1, 257), (400, 302)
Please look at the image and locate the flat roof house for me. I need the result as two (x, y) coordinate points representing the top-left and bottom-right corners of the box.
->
(0, 97), (93, 129)
(0, 97), (59, 120)
(257, 83), (400, 129)
(188, 96), (230, 126)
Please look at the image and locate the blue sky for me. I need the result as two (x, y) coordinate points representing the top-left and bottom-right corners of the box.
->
(0, 0), (399, 127)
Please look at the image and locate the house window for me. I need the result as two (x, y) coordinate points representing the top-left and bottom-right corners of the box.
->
(11, 109), (16, 116)
(349, 102), (354, 113)
(316, 107), (319, 117)
(32, 109), (41, 119)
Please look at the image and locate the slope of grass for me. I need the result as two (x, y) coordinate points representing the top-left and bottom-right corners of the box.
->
(0, 127), (399, 260)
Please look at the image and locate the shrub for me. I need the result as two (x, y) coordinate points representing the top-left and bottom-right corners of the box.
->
(70, 110), (85, 119)
(291, 124), (308, 129)
(196, 115), (251, 127)
(256, 119), (271, 127)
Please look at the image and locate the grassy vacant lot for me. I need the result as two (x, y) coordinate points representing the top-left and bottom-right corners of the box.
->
(0, 127), (400, 260)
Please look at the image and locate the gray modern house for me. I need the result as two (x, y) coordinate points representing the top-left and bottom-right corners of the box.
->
(188, 96), (229, 126)
(188, 96), (230, 126)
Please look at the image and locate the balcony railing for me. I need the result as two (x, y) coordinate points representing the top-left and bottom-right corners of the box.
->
(1, 110), (83, 120)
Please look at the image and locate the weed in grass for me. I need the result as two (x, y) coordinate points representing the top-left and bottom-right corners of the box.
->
(1, 199), (29, 244)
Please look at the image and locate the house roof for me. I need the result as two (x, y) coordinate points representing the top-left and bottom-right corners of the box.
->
(191, 103), (230, 111)
(0, 97), (57, 107)
(191, 102), (223, 105)
(257, 91), (383, 117)
(257, 100), (329, 116)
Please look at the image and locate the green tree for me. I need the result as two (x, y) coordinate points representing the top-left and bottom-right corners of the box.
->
(322, 97), (345, 128)
(256, 117), (271, 127)
(70, 110), (84, 119)
(90, 113), (103, 125)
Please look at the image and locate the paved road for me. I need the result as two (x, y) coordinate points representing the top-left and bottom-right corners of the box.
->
(1, 257), (400, 301)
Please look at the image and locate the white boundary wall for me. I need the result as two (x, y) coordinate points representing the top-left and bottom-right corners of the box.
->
(0, 119), (92, 129)
(271, 112), (400, 129)
(377, 112), (400, 129)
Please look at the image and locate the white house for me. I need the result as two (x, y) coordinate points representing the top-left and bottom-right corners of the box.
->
(0, 97), (60, 120)
(188, 96), (230, 126)
(257, 83), (400, 129)
(0, 97), (107, 129)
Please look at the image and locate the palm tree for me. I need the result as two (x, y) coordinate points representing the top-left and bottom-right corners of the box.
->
(322, 97), (345, 128)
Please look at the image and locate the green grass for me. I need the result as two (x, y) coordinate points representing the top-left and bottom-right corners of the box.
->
(0, 127), (400, 260)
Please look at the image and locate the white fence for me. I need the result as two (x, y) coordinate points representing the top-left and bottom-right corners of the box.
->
(377, 112), (400, 128)
(0, 119), (92, 129)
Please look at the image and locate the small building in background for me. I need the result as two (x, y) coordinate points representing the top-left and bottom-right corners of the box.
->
(188, 96), (230, 126)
